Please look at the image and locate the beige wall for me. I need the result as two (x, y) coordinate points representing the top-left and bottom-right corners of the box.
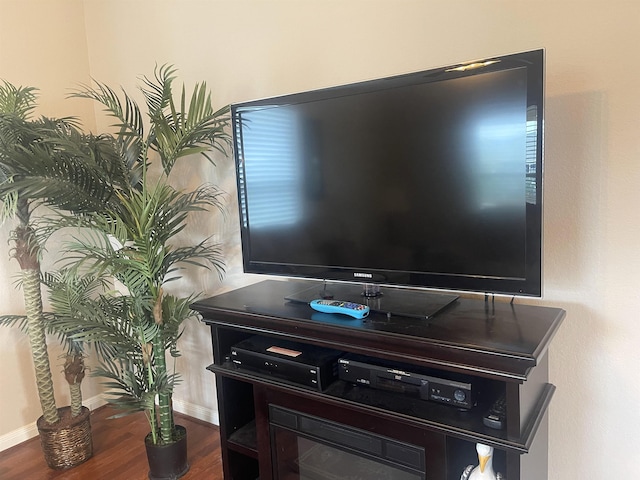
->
(2, 1), (640, 478)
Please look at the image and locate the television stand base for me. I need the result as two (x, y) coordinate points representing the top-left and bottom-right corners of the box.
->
(285, 281), (458, 320)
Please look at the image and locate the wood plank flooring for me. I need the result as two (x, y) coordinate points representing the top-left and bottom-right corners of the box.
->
(0, 406), (224, 479)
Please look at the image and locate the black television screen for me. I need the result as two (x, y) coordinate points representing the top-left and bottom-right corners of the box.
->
(232, 49), (544, 303)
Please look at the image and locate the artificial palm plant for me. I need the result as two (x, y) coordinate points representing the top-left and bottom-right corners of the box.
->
(0, 80), (127, 468)
(49, 65), (230, 477)
(0, 82), (59, 427)
(42, 270), (110, 417)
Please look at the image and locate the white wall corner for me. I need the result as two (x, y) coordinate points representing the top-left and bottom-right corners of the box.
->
(172, 398), (219, 426)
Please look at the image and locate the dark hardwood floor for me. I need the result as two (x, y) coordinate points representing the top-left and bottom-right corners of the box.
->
(0, 406), (224, 479)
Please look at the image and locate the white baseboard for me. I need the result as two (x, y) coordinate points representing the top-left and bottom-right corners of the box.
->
(0, 395), (216, 452)
(0, 420), (39, 453)
(0, 394), (108, 453)
(84, 394), (109, 411)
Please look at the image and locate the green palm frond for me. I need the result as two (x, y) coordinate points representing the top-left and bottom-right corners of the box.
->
(117, 182), (182, 240)
(0, 114), (79, 156)
(159, 294), (200, 357)
(49, 291), (158, 361)
(135, 183), (224, 246)
(57, 226), (119, 276)
(141, 64), (176, 119)
(70, 80), (146, 180)
(163, 239), (225, 281)
(0, 314), (28, 331)
(0, 188), (18, 223)
(94, 356), (156, 415)
(139, 64), (231, 174)
(0, 81), (38, 119)
(41, 270), (104, 353)
(71, 80), (144, 142)
(95, 352), (179, 419)
(0, 142), (114, 214)
(0, 113), (125, 219)
(61, 179), (225, 296)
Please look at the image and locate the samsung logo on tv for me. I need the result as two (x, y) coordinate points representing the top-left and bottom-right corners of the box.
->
(354, 272), (373, 278)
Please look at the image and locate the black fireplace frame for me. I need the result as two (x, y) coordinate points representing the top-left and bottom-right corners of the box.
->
(269, 404), (427, 479)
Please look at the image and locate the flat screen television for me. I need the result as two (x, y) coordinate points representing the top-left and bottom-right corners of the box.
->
(232, 49), (544, 317)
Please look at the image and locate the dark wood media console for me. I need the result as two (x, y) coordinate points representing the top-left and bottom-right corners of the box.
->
(192, 279), (565, 480)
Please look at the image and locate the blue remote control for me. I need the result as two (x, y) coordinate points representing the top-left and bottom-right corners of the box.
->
(309, 299), (370, 319)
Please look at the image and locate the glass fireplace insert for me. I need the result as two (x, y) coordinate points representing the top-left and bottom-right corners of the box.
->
(270, 405), (426, 480)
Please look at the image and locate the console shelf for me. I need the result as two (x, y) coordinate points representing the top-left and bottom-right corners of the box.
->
(226, 418), (257, 458)
(193, 279), (564, 480)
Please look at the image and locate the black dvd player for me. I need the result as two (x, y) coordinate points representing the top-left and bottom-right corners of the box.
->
(338, 354), (474, 409)
(230, 336), (342, 391)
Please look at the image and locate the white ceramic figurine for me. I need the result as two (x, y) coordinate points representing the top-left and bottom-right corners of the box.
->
(460, 443), (503, 480)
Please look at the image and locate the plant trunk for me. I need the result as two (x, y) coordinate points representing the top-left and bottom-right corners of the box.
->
(153, 334), (174, 443)
(22, 267), (59, 425)
(69, 384), (82, 417)
(64, 354), (85, 417)
(15, 223), (59, 425)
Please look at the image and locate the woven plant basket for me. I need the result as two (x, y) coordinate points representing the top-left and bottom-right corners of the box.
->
(36, 406), (93, 469)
